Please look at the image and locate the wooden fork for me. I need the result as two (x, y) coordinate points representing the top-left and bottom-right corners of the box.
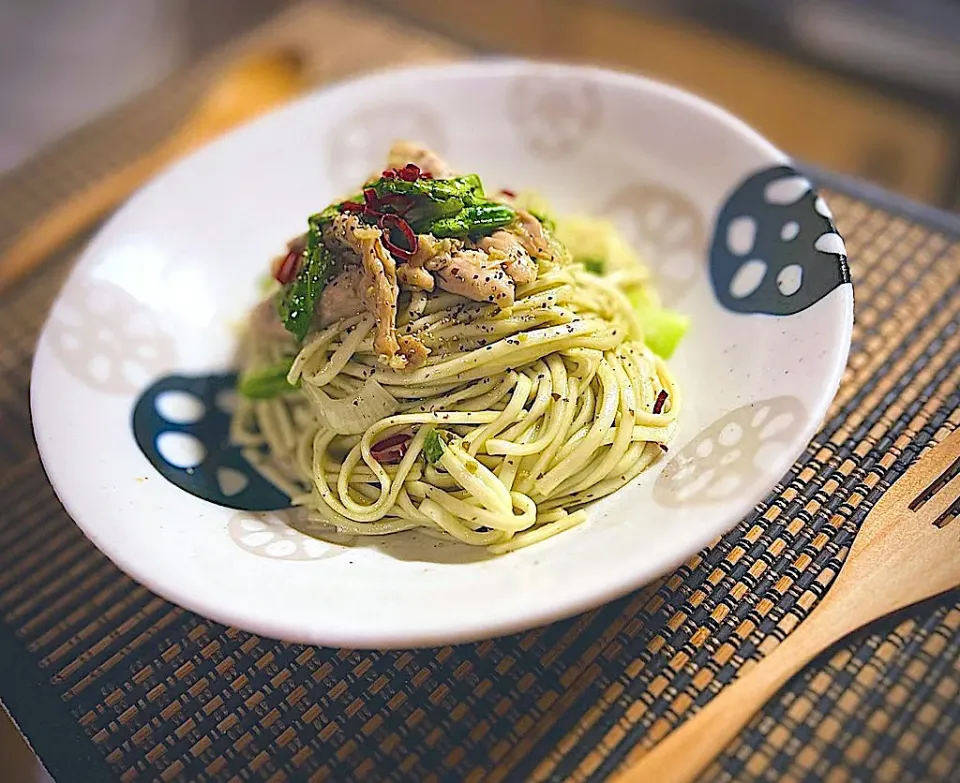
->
(614, 426), (960, 783)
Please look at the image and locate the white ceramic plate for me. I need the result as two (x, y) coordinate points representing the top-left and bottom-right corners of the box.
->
(32, 61), (853, 647)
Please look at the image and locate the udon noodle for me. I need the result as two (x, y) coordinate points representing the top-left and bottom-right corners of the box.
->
(231, 142), (683, 553)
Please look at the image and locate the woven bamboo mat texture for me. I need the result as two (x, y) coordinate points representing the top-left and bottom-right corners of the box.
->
(1, 2), (959, 781)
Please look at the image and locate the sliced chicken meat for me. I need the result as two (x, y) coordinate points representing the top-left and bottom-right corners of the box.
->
(410, 232), (518, 307)
(396, 334), (430, 368)
(387, 140), (455, 179)
(477, 230), (539, 284)
(512, 209), (557, 262)
(318, 264), (365, 326)
(320, 265), (430, 367)
(396, 263), (435, 292)
(427, 250), (515, 308)
(410, 234), (461, 267)
(327, 214), (427, 369)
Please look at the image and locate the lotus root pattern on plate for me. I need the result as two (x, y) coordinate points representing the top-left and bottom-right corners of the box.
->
(132, 373), (290, 511)
(509, 74), (601, 158)
(654, 396), (807, 507)
(602, 183), (707, 305)
(709, 165), (851, 315)
(327, 103), (445, 188)
(47, 279), (177, 395)
(229, 510), (354, 561)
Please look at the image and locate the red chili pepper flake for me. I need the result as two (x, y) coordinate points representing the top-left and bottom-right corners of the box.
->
(384, 163), (434, 181)
(371, 431), (412, 464)
(399, 163), (421, 181)
(499, 188), (516, 198)
(653, 390), (669, 415)
(343, 175), (420, 222)
(382, 163), (431, 181)
(274, 247), (303, 284)
(379, 214), (418, 261)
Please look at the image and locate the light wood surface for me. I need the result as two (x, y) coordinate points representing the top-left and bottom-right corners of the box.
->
(0, 709), (49, 783)
(0, 50), (307, 294)
(613, 427), (960, 783)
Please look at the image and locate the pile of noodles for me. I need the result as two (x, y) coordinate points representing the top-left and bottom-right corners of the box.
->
(232, 158), (681, 553)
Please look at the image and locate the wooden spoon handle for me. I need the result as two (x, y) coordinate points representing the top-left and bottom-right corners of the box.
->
(613, 607), (844, 783)
(0, 138), (180, 293)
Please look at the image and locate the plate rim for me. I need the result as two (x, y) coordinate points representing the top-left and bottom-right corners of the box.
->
(30, 59), (854, 647)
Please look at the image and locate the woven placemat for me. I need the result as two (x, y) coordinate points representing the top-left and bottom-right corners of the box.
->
(1, 3), (959, 782)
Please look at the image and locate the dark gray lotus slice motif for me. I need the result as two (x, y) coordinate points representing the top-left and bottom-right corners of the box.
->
(132, 373), (290, 511)
(709, 165), (851, 315)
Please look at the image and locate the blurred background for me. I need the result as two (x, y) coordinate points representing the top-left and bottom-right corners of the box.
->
(2, 0), (959, 209)
(379, 0), (960, 209)
(2, 0), (959, 779)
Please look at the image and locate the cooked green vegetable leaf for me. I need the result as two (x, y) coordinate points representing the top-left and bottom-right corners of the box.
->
(642, 308), (689, 360)
(583, 258), (605, 275)
(311, 204), (341, 226)
(423, 428), (445, 464)
(371, 175), (484, 205)
(427, 204), (517, 238)
(238, 358), (298, 399)
(278, 226), (332, 342)
(310, 196), (360, 227)
(628, 288), (689, 359)
(458, 173), (484, 201)
(406, 197), (466, 232)
(370, 174), (518, 238)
